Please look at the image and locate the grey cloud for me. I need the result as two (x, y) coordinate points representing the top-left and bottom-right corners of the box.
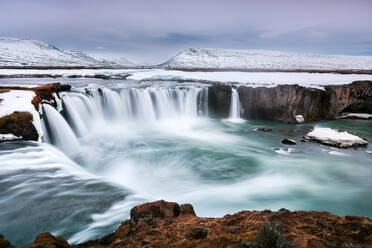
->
(0, 0), (371, 63)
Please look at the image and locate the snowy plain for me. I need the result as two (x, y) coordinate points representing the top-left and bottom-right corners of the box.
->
(162, 48), (372, 70)
(1, 69), (372, 89)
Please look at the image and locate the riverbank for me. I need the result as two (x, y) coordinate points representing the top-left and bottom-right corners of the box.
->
(2, 200), (371, 248)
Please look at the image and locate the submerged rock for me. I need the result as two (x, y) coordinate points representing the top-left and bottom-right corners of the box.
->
(305, 127), (368, 148)
(281, 138), (296, 145)
(257, 127), (272, 132)
(13, 200), (372, 248)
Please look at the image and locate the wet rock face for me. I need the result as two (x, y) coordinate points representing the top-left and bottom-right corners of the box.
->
(0, 112), (38, 141)
(208, 83), (232, 118)
(208, 80), (372, 123)
(325, 80), (372, 117)
(238, 84), (325, 123)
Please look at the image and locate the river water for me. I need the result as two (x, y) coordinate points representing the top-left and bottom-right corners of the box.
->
(0, 78), (371, 246)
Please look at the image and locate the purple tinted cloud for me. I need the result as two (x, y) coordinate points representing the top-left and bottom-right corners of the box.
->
(0, 0), (371, 63)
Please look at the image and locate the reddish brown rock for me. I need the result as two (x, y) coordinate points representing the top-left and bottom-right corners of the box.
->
(0, 234), (14, 248)
(12, 200), (371, 248)
(0, 83), (71, 110)
(26, 233), (70, 248)
(0, 112), (38, 141)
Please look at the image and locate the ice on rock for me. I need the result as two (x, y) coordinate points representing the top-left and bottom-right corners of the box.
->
(0, 133), (22, 141)
(295, 115), (304, 123)
(305, 127), (368, 148)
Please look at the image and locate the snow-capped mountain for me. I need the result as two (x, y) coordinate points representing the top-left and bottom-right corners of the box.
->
(0, 38), (132, 67)
(161, 48), (372, 70)
(89, 54), (136, 67)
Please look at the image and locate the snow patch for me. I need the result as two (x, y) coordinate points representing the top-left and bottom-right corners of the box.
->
(340, 113), (372, 120)
(0, 133), (22, 141)
(0, 90), (43, 142)
(295, 115), (304, 123)
(305, 127), (368, 148)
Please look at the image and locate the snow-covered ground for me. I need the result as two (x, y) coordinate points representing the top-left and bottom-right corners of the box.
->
(161, 48), (372, 70)
(340, 113), (372, 119)
(127, 69), (372, 88)
(0, 133), (22, 142)
(305, 127), (368, 148)
(1, 69), (372, 89)
(0, 90), (43, 141)
(0, 38), (133, 67)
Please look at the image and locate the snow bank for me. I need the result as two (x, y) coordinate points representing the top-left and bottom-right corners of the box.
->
(162, 48), (372, 70)
(127, 69), (372, 89)
(0, 90), (43, 142)
(1, 68), (372, 89)
(305, 127), (368, 148)
(0, 133), (22, 142)
(340, 113), (372, 120)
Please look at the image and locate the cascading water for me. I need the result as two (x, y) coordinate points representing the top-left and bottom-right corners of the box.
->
(42, 104), (80, 155)
(58, 86), (209, 129)
(227, 88), (245, 123)
(2, 79), (372, 247)
(41, 86), (209, 154)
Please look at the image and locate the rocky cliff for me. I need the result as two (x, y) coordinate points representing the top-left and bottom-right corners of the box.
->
(208, 80), (372, 123)
(4, 200), (371, 248)
(0, 83), (71, 142)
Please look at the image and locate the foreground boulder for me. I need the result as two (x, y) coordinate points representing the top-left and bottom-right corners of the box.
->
(8, 200), (371, 248)
(305, 127), (368, 148)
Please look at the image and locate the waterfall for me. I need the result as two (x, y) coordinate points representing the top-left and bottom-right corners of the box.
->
(42, 104), (80, 155)
(40, 86), (210, 150)
(59, 86), (208, 125)
(228, 88), (245, 123)
(63, 96), (88, 136)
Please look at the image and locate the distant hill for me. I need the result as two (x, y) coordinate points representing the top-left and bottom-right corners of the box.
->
(161, 48), (372, 71)
(89, 54), (136, 68)
(0, 38), (134, 68)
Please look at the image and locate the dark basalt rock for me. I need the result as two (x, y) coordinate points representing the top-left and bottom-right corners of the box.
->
(208, 80), (372, 123)
(208, 83), (232, 118)
(257, 128), (272, 132)
(281, 138), (296, 145)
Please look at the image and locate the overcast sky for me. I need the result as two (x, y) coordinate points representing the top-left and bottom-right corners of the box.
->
(1, 0), (372, 64)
